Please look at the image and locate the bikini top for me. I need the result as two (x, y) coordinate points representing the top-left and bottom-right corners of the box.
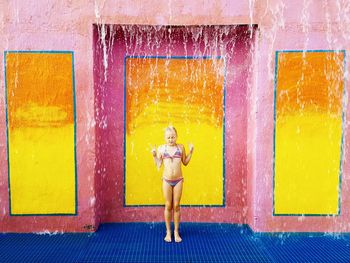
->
(163, 145), (182, 160)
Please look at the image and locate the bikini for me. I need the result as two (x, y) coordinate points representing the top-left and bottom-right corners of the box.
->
(163, 177), (184, 187)
(163, 145), (183, 187)
(163, 145), (182, 161)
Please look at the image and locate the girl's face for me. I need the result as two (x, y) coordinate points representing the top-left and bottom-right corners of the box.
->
(165, 130), (177, 146)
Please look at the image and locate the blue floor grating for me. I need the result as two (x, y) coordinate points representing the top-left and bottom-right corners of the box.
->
(1, 223), (350, 262)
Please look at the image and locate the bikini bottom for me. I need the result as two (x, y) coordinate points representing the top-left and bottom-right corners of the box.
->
(163, 177), (184, 187)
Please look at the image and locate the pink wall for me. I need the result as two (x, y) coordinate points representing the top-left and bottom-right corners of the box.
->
(0, 1), (97, 232)
(1, 0), (350, 232)
(249, 0), (350, 232)
(93, 25), (255, 224)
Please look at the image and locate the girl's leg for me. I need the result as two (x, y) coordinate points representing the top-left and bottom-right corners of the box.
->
(173, 180), (183, 242)
(162, 180), (173, 242)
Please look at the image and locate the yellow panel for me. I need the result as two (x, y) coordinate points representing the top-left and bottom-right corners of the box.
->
(125, 58), (224, 205)
(274, 51), (344, 215)
(6, 52), (76, 214)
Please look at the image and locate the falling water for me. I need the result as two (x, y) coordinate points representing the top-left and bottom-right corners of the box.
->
(89, 0), (350, 239)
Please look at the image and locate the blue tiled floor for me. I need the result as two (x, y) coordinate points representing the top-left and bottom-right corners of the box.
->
(1, 223), (350, 262)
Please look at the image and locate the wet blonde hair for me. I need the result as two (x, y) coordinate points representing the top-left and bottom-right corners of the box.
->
(165, 126), (177, 136)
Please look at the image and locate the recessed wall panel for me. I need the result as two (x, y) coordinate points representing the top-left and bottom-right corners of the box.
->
(125, 57), (225, 206)
(274, 51), (344, 215)
(5, 52), (77, 215)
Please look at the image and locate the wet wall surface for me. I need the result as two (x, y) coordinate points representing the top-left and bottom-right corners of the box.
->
(1, 0), (350, 233)
(93, 25), (256, 224)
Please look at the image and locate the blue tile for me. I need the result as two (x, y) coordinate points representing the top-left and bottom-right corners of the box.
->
(1, 223), (350, 262)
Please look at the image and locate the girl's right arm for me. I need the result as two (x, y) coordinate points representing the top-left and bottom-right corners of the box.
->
(152, 145), (163, 168)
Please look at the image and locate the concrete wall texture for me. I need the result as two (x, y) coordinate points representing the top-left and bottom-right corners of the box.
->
(1, 0), (350, 233)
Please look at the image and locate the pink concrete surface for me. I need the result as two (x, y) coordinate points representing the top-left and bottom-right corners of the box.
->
(247, 0), (350, 233)
(0, 0), (350, 232)
(0, 2), (97, 233)
(93, 25), (255, 224)
(246, 0), (350, 233)
(249, 27), (350, 232)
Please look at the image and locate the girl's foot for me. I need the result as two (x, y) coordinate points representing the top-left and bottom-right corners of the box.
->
(174, 231), (182, 242)
(164, 232), (172, 242)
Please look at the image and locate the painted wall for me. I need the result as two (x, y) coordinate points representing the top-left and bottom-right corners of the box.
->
(0, 0), (349, 232)
(5, 51), (77, 216)
(0, 1), (96, 232)
(93, 25), (254, 223)
(249, 0), (350, 232)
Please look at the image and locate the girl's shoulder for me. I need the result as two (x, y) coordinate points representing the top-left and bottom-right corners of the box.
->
(177, 144), (185, 150)
(157, 144), (166, 152)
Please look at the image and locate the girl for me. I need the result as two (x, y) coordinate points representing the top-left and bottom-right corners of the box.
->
(151, 126), (194, 242)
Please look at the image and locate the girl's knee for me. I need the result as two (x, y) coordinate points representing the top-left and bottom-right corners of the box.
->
(173, 203), (180, 212)
(165, 202), (172, 211)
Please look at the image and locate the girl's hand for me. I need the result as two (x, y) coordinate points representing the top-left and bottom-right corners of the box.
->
(189, 144), (194, 154)
(151, 145), (157, 157)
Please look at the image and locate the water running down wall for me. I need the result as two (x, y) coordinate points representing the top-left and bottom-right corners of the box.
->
(1, 0), (350, 233)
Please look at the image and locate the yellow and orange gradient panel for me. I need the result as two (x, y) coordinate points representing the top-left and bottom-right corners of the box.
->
(274, 51), (345, 215)
(125, 57), (225, 205)
(6, 52), (76, 215)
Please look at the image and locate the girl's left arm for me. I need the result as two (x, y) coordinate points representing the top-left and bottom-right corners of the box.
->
(182, 144), (194, 166)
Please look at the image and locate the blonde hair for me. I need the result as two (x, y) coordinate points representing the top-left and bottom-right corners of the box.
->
(165, 126), (177, 135)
